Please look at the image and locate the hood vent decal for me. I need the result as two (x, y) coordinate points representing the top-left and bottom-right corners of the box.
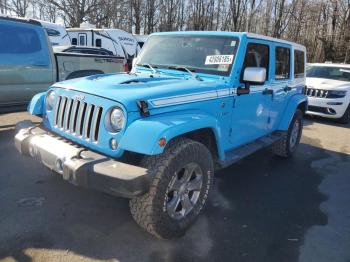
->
(121, 80), (146, 84)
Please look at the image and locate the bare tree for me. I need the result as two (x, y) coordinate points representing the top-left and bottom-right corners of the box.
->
(0, 0), (8, 14)
(144, 0), (158, 34)
(2, 0), (350, 63)
(343, 0), (350, 62)
(5, 0), (31, 16)
(47, 0), (102, 27)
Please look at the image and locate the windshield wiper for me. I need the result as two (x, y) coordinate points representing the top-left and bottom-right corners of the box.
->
(166, 66), (202, 81)
(136, 63), (159, 74)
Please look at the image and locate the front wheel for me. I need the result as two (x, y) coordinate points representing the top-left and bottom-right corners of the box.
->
(129, 137), (214, 239)
(272, 109), (303, 157)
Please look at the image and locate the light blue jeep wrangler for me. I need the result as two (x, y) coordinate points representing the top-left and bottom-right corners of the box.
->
(15, 31), (307, 238)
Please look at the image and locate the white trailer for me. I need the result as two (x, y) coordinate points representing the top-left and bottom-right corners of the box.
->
(67, 28), (140, 61)
(38, 20), (71, 46)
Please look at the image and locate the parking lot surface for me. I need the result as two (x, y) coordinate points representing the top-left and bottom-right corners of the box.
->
(0, 112), (349, 262)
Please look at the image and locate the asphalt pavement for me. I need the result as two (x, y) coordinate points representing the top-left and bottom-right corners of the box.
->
(0, 112), (349, 262)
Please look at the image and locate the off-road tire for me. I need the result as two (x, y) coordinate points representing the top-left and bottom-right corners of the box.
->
(337, 104), (350, 124)
(129, 137), (214, 239)
(272, 109), (303, 158)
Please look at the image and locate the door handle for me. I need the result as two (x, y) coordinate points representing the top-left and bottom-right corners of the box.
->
(237, 86), (250, 96)
(262, 88), (273, 95)
(283, 86), (292, 92)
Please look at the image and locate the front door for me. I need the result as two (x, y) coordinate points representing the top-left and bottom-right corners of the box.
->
(230, 41), (273, 148)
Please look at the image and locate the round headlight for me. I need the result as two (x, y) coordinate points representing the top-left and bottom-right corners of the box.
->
(45, 91), (56, 111)
(110, 107), (125, 131)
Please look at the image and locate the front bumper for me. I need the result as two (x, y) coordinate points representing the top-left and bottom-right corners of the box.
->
(306, 96), (349, 118)
(14, 120), (150, 198)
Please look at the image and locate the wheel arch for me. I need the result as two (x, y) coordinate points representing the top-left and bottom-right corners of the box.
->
(28, 92), (46, 116)
(118, 111), (225, 161)
(173, 127), (221, 167)
(297, 100), (307, 114)
(277, 94), (307, 131)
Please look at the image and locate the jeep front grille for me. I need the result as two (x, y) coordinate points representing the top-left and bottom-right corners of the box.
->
(305, 88), (328, 98)
(54, 96), (103, 142)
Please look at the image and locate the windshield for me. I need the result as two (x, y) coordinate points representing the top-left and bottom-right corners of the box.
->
(306, 66), (350, 82)
(136, 35), (239, 76)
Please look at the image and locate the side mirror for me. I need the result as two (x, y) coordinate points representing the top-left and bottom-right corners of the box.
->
(243, 67), (266, 85)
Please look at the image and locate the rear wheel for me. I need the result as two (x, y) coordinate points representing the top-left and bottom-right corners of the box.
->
(129, 137), (214, 239)
(272, 109), (303, 157)
(337, 104), (350, 124)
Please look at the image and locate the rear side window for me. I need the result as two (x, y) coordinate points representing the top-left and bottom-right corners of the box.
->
(0, 22), (50, 66)
(72, 38), (77, 45)
(45, 28), (60, 37)
(275, 47), (290, 80)
(243, 43), (269, 80)
(294, 50), (305, 78)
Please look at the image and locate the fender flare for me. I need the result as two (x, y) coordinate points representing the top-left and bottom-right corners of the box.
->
(278, 94), (308, 130)
(28, 92), (46, 116)
(118, 110), (225, 159)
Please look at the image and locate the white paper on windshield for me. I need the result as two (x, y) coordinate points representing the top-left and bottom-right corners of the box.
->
(205, 55), (234, 65)
(340, 69), (350, 73)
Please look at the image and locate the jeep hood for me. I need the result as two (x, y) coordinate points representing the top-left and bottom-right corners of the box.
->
(53, 73), (225, 112)
(306, 77), (350, 90)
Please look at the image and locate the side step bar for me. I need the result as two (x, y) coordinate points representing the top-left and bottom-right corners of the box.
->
(219, 132), (285, 168)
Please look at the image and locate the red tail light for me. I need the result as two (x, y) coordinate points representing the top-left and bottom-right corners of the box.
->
(124, 63), (129, 72)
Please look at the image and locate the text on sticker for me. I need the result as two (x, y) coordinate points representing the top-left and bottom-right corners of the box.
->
(205, 55), (234, 65)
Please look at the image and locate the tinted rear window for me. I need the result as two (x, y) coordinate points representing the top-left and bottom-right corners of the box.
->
(275, 47), (290, 80)
(294, 50), (305, 78)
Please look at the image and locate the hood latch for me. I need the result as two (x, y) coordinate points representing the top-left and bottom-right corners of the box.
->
(137, 100), (150, 117)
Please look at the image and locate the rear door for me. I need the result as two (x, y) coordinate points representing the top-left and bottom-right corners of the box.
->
(0, 19), (54, 106)
(268, 44), (292, 130)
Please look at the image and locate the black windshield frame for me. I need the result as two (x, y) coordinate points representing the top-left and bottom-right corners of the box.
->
(137, 35), (240, 77)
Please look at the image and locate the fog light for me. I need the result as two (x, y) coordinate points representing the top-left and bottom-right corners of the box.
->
(327, 108), (336, 115)
(110, 138), (118, 150)
(56, 159), (64, 174)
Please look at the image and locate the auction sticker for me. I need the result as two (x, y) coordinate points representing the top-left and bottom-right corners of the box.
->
(205, 55), (234, 65)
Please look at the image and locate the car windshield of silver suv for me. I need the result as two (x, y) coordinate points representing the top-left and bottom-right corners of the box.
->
(307, 66), (350, 82)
